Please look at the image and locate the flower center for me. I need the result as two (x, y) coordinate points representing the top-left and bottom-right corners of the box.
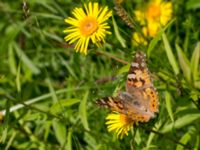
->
(147, 4), (161, 21)
(79, 16), (98, 36)
(120, 114), (132, 125)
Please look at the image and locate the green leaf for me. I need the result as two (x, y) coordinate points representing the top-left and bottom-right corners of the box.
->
(162, 33), (179, 75)
(146, 122), (162, 147)
(36, 1), (58, 14)
(146, 132), (156, 148)
(1, 21), (28, 55)
(194, 81), (200, 89)
(142, 145), (158, 150)
(186, 0), (200, 10)
(8, 44), (17, 75)
(165, 91), (174, 123)
(0, 127), (8, 143)
(43, 121), (51, 141)
(57, 54), (78, 80)
(34, 13), (63, 20)
(67, 128), (72, 150)
(52, 119), (66, 146)
(135, 129), (142, 145)
(117, 64), (130, 75)
(191, 42), (200, 84)
(161, 112), (200, 133)
(84, 132), (98, 149)
(176, 133), (191, 150)
(13, 42), (40, 75)
(176, 127), (194, 150)
(79, 91), (90, 131)
(147, 30), (162, 58)
(112, 17), (126, 48)
(148, 19), (175, 57)
(50, 99), (80, 114)
(176, 44), (191, 82)
(194, 134), (199, 150)
(46, 78), (58, 104)
(5, 130), (17, 150)
(157, 71), (176, 84)
(16, 64), (21, 92)
(43, 30), (63, 42)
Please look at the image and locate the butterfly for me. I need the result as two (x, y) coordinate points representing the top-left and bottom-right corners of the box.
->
(96, 51), (159, 122)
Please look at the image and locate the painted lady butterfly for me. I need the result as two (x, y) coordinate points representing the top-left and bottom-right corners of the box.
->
(96, 51), (159, 122)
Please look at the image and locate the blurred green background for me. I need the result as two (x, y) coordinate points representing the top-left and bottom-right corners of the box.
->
(0, 0), (200, 149)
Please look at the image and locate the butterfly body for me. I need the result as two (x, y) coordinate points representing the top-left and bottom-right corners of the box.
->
(97, 51), (159, 123)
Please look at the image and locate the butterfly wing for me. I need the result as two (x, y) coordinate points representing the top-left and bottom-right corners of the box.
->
(126, 51), (150, 91)
(126, 51), (159, 113)
(96, 92), (154, 122)
(96, 51), (159, 122)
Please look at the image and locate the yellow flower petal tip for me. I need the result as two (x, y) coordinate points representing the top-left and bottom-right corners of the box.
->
(106, 112), (135, 139)
(64, 2), (112, 54)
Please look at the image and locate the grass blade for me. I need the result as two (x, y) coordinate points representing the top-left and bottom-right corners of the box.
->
(146, 122), (162, 147)
(191, 42), (200, 84)
(117, 64), (130, 75)
(46, 78), (58, 104)
(13, 42), (40, 75)
(57, 54), (78, 80)
(162, 32), (179, 75)
(8, 44), (17, 75)
(52, 119), (66, 146)
(176, 44), (191, 82)
(50, 99), (80, 114)
(16, 64), (21, 92)
(165, 91), (174, 123)
(147, 30), (163, 57)
(79, 91), (90, 131)
(67, 128), (72, 150)
(161, 112), (200, 133)
(5, 131), (17, 150)
(194, 134), (199, 150)
(186, 0), (200, 10)
(176, 128), (193, 150)
(112, 16), (126, 48)
(147, 19), (175, 57)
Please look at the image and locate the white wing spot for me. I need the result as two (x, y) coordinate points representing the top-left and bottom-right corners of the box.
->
(131, 62), (139, 67)
(136, 53), (140, 58)
(141, 62), (145, 67)
(128, 74), (136, 79)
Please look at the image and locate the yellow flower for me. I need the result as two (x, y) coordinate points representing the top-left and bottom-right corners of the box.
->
(106, 112), (135, 139)
(134, 0), (172, 37)
(134, 10), (145, 25)
(147, 21), (160, 37)
(64, 2), (112, 54)
(132, 27), (148, 45)
(146, 0), (172, 25)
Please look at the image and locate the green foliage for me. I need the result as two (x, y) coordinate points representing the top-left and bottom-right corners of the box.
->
(0, 0), (200, 150)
